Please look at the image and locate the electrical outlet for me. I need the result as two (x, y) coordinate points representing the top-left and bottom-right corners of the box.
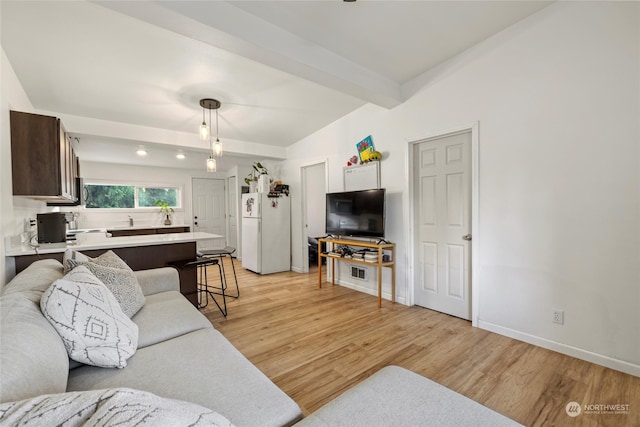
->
(553, 309), (564, 325)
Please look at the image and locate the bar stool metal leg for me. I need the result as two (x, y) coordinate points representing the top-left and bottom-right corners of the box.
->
(219, 254), (239, 299)
(197, 261), (212, 309)
(205, 261), (227, 317)
(200, 247), (239, 299)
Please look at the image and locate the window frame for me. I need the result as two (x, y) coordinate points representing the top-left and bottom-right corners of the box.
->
(82, 180), (184, 212)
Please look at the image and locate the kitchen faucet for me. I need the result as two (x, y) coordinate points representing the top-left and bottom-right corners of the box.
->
(128, 216), (134, 227)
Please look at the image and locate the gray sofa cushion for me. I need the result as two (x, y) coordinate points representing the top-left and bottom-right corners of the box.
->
(67, 328), (302, 427)
(1, 259), (63, 303)
(135, 267), (180, 296)
(297, 365), (523, 427)
(132, 291), (212, 348)
(0, 294), (69, 403)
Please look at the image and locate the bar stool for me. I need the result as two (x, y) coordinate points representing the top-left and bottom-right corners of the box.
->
(198, 246), (239, 299)
(169, 257), (227, 317)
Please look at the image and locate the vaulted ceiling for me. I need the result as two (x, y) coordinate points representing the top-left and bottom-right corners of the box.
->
(1, 0), (551, 171)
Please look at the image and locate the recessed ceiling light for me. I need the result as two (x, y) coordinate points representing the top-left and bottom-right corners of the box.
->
(136, 149), (147, 156)
(176, 153), (186, 160)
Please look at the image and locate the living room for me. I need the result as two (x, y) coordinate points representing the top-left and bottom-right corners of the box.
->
(1, 1), (638, 425)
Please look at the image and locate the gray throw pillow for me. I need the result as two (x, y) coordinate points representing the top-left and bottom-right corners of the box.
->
(63, 249), (131, 273)
(40, 266), (138, 369)
(62, 249), (91, 273)
(66, 259), (145, 317)
(91, 250), (132, 270)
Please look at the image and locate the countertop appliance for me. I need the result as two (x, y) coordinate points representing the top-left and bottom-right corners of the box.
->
(37, 212), (67, 243)
(241, 193), (290, 274)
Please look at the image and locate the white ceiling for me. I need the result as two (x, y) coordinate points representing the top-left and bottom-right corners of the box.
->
(1, 0), (551, 171)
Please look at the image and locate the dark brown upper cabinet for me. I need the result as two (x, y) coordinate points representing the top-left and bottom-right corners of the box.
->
(10, 110), (78, 202)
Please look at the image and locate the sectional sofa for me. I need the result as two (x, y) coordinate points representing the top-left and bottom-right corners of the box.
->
(0, 258), (521, 426)
(0, 258), (302, 426)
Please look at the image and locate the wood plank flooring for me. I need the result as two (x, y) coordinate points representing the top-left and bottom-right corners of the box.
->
(200, 259), (640, 427)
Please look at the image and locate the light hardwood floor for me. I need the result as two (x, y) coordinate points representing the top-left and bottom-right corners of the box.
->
(200, 259), (639, 427)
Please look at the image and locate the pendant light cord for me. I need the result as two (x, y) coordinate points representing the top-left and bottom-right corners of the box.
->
(209, 106), (213, 152)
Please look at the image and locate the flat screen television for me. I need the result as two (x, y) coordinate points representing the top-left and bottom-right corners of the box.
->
(325, 189), (385, 238)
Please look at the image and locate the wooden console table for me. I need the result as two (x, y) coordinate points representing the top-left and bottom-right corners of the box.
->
(318, 238), (395, 308)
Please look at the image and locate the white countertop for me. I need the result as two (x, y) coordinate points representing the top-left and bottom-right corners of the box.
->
(5, 231), (224, 256)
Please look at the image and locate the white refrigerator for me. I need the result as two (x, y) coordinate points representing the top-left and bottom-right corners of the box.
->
(241, 193), (291, 274)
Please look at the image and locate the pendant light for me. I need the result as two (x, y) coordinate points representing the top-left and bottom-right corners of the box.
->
(199, 102), (210, 140)
(213, 105), (223, 156)
(199, 98), (222, 172)
(206, 156), (217, 172)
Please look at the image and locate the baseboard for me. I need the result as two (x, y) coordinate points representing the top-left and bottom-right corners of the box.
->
(291, 266), (304, 273)
(478, 320), (640, 377)
(334, 278), (406, 306)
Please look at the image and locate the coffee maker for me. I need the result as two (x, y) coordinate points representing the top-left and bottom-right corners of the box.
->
(37, 212), (67, 243)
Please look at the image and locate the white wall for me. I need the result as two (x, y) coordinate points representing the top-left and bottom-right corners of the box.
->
(283, 2), (640, 375)
(1, 48), (47, 284)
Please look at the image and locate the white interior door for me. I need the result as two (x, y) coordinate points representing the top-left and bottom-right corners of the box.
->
(227, 175), (238, 251)
(301, 162), (327, 273)
(414, 131), (472, 320)
(192, 178), (226, 240)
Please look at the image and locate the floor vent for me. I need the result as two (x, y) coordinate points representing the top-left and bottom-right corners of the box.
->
(351, 266), (367, 280)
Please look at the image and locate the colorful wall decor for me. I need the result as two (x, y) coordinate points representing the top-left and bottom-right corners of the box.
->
(356, 135), (375, 163)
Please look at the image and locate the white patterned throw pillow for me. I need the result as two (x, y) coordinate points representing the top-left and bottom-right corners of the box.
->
(0, 388), (234, 427)
(40, 266), (139, 369)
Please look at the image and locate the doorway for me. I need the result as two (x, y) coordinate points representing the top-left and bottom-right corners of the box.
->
(411, 127), (477, 321)
(192, 178), (226, 239)
(227, 175), (238, 251)
(301, 161), (327, 273)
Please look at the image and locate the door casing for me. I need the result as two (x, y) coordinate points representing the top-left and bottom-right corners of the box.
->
(299, 159), (328, 273)
(407, 122), (480, 326)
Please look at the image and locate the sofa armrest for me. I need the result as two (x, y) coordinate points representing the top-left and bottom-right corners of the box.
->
(135, 268), (180, 296)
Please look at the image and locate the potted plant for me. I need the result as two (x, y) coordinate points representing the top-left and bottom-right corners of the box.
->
(155, 200), (175, 225)
(244, 162), (269, 192)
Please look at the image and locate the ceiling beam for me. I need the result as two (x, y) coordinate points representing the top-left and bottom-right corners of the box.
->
(93, 0), (402, 109)
(52, 112), (288, 160)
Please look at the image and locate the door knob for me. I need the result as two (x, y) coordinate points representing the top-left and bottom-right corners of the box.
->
(462, 234), (472, 241)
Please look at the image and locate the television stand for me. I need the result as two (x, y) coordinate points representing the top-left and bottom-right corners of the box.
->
(318, 237), (396, 308)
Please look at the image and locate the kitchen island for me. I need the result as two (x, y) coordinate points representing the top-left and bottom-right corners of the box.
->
(6, 231), (224, 307)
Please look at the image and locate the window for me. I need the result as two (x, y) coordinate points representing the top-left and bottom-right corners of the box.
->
(85, 183), (181, 209)
(138, 187), (178, 207)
